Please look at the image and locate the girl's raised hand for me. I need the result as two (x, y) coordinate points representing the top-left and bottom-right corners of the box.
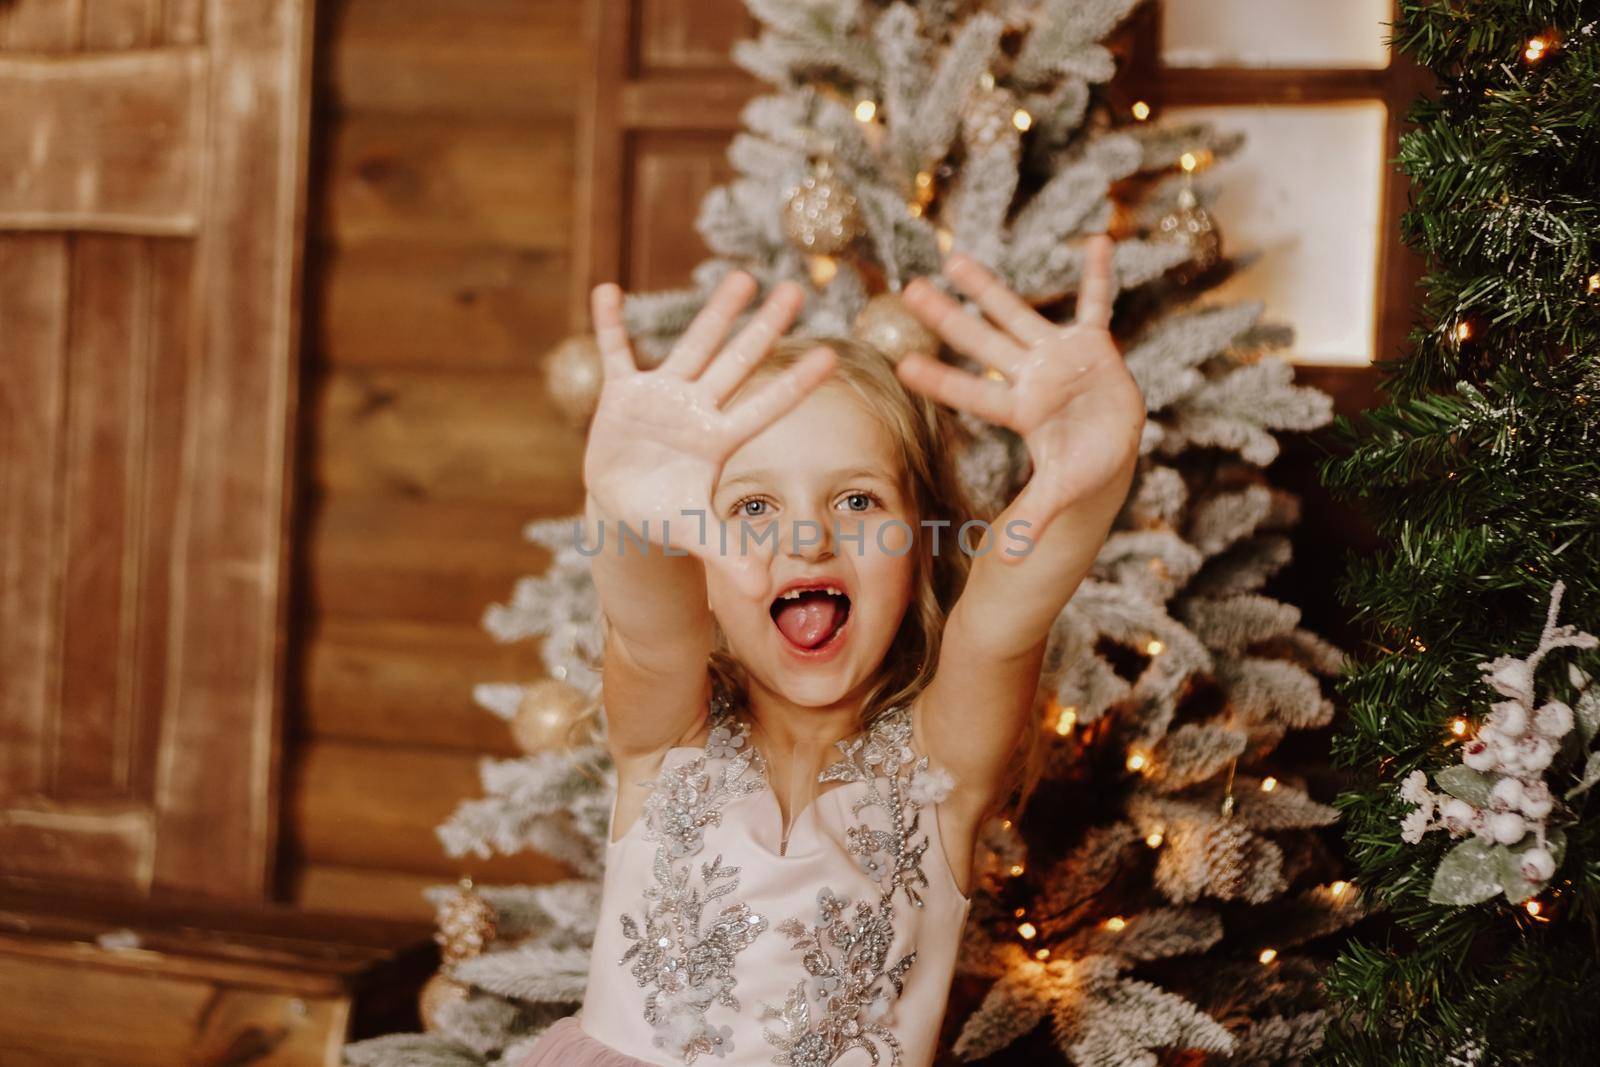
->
(898, 234), (1144, 554)
(584, 272), (837, 598)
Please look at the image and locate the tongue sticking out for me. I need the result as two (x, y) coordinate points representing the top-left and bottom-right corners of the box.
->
(773, 590), (846, 650)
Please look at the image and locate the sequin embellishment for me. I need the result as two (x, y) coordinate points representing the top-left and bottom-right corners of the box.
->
(758, 704), (957, 1066)
(617, 711), (769, 1062)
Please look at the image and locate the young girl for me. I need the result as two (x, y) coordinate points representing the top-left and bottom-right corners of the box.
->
(520, 235), (1143, 1067)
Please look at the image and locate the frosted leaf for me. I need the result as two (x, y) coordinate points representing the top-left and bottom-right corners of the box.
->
(1428, 837), (1505, 905)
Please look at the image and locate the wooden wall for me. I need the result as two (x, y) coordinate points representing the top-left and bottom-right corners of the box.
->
(280, 0), (594, 920)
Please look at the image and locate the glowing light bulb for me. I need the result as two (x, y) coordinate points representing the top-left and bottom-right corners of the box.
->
(1131, 101), (1150, 120)
(1055, 706), (1078, 735)
(1526, 899), (1543, 917)
(854, 99), (877, 122)
(1259, 948), (1278, 964)
(1145, 830), (1164, 848)
(1145, 639), (1165, 656)
(1126, 751), (1149, 773)
(1330, 881), (1350, 896)
(1588, 273), (1599, 294)
(907, 202), (923, 218)
(1451, 718), (1469, 736)
(1017, 922), (1037, 939)
(1455, 321), (1472, 342)
(1001, 819), (1012, 829)
(1013, 907), (1026, 917)
(1034, 947), (1050, 960)
(807, 256), (838, 287)
(1012, 109), (1032, 132)
(1180, 152), (1197, 172)
(1010, 863), (1025, 877)
(1260, 776), (1278, 792)
(1104, 916), (1126, 931)
(1525, 37), (1548, 61)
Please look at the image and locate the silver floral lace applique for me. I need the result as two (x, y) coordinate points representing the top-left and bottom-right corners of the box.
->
(618, 710), (770, 1062)
(760, 704), (958, 1066)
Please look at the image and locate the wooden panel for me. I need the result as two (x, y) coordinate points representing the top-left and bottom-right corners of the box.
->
(303, 619), (539, 752)
(315, 243), (570, 371)
(0, 235), (67, 802)
(637, 0), (754, 75)
(0, 0), (81, 50)
(147, 0), (314, 898)
(315, 368), (585, 503)
(626, 130), (735, 289)
(292, 863), (451, 922)
(325, 0), (584, 118)
(0, 802), (153, 889)
(0, 50), (205, 234)
(82, 0), (162, 49)
(320, 115), (573, 250)
(287, 740), (578, 881)
(309, 498), (565, 625)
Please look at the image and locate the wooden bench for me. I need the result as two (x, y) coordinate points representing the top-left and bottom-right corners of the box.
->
(0, 881), (437, 1066)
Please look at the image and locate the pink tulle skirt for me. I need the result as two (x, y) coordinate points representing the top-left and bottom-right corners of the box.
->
(515, 1015), (659, 1067)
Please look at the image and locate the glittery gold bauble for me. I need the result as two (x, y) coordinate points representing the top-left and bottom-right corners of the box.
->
(435, 876), (498, 964)
(962, 85), (1020, 153)
(1153, 186), (1222, 284)
(419, 970), (470, 1030)
(544, 334), (603, 424)
(852, 293), (938, 363)
(512, 678), (591, 753)
(782, 160), (863, 255)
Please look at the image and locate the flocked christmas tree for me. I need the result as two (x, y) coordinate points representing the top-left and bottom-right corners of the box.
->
(1317, 3), (1600, 1064)
(344, 3), (1366, 1065)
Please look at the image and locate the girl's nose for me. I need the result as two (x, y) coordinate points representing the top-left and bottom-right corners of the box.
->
(782, 510), (834, 560)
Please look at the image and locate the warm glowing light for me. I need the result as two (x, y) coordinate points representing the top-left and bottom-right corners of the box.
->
(915, 170), (934, 190)
(1014, 907), (1026, 917)
(1055, 706), (1078, 735)
(1145, 639), (1165, 656)
(1525, 36), (1548, 61)
(1260, 776), (1278, 792)
(1126, 751), (1149, 773)
(1010, 863), (1025, 877)
(854, 98), (877, 122)
(1017, 922), (1038, 940)
(1012, 109), (1032, 132)
(1180, 152), (1198, 172)
(936, 227), (954, 253)
(1330, 881), (1350, 896)
(1104, 916), (1126, 931)
(1259, 948), (1278, 964)
(1131, 101), (1151, 121)
(1451, 718), (1469, 736)
(1145, 830), (1164, 848)
(807, 256), (838, 287)
(907, 202), (923, 218)
(1454, 321), (1472, 342)
(1588, 273), (1600, 294)
(1034, 947), (1050, 960)
(1526, 899), (1543, 917)
(1001, 819), (1012, 829)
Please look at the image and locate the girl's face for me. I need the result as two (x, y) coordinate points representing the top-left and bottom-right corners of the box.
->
(707, 377), (918, 708)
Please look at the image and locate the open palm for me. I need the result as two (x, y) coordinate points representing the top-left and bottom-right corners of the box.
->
(898, 234), (1144, 550)
(585, 272), (836, 597)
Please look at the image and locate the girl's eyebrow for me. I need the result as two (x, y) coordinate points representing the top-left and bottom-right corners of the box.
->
(719, 465), (895, 490)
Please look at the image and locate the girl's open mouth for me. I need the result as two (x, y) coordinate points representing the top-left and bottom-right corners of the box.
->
(770, 583), (852, 656)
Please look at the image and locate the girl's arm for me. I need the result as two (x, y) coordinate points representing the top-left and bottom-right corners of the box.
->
(582, 273), (836, 760)
(896, 235), (1144, 811)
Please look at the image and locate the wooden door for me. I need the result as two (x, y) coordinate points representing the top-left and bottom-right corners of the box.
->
(0, 0), (315, 900)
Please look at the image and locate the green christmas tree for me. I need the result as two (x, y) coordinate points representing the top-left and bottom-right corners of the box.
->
(1318, 2), (1600, 1063)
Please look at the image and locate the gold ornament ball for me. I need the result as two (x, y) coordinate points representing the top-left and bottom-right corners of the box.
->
(782, 161), (863, 255)
(436, 876), (499, 964)
(852, 293), (938, 363)
(544, 334), (604, 424)
(512, 678), (591, 753)
(419, 970), (470, 1031)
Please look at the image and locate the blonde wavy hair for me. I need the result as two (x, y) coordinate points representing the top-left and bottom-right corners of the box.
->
(565, 334), (1046, 823)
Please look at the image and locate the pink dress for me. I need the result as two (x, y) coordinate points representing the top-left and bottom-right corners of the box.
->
(516, 697), (971, 1067)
